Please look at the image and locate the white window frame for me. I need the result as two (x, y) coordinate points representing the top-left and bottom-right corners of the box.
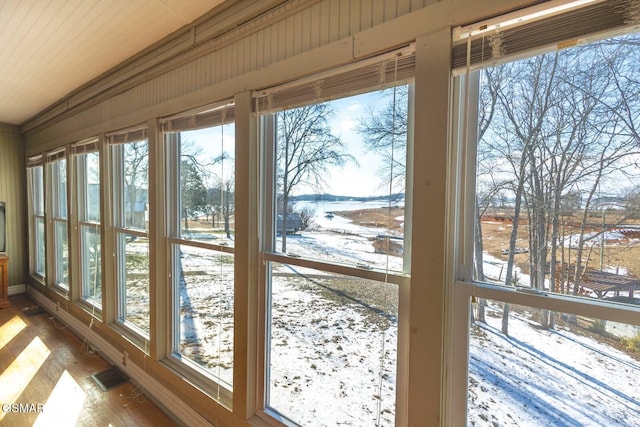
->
(254, 71), (415, 425)
(161, 108), (237, 407)
(46, 151), (70, 293)
(108, 128), (151, 343)
(27, 161), (46, 281)
(448, 22), (640, 427)
(73, 141), (103, 311)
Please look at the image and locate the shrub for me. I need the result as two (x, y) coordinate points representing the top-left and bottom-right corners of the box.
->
(622, 332), (640, 353)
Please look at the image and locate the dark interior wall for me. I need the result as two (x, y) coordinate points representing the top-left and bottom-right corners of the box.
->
(0, 123), (26, 286)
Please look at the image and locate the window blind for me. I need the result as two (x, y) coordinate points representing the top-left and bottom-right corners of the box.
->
(46, 147), (66, 163)
(254, 45), (415, 112)
(106, 126), (148, 144)
(452, 0), (639, 73)
(71, 138), (99, 155)
(26, 154), (44, 168)
(160, 101), (235, 132)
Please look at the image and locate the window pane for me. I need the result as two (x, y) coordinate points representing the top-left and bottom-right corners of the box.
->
(123, 141), (148, 231)
(174, 244), (234, 387)
(469, 299), (640, 426)
(35, 216), (45, 277)
(30, 165), (46, 279)
(51, 159), (67, 219)
(82, 152), (101, 222)
(77, 150), (102, 306)
(118, 233), (149, 334)
(81, 225), (101, 305)
(167, 124), (236, 247)
(54, 221), (68, 288)
(267, 262), (398, 425)
(32, 166), (44, 216)
(474, 34), (640, 304)
(272, 87), (408, 272)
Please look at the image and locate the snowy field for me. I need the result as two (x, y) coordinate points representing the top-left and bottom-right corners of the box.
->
(160, 202), (640, 426)
(469, 303), (640, 426)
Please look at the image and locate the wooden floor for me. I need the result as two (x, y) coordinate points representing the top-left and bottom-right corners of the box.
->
(0, 294), (178, 427)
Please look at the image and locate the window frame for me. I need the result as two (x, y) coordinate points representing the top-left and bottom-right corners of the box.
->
(27, 161), (46, 281)
(449, 24), (640, 427)
(46, 151), (70, 293)
(255, 70), (415, 425)
(73, 141), (103, 312)
(161, 109), (237, 407)
(107, 128), (152, 344)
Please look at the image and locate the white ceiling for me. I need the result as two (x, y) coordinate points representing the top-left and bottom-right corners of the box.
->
(0, 0), (225, 125)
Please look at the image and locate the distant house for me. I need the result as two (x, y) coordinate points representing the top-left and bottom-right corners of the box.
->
(276, 214), (303, 235)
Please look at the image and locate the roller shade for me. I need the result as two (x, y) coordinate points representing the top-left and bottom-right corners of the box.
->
(254, 45), (415, 112)
(452, 0), (640, 72)
(160, 101), (235, 132)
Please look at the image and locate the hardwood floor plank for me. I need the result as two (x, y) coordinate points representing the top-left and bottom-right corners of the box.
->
(0, 295), (178, 427)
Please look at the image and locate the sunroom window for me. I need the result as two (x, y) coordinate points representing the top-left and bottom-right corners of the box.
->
(27, 158), (45, 279)
(108, 127), (150, 337)
(162, 102), (236, 402)
(452, 1), (640, 425)
(73, 139), (102, 308)
(256, 48), (414, 426)
(47, 149), (69, 291)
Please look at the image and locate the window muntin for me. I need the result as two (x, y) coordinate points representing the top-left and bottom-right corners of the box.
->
(164, 111), (236, 397)
(260, 83), (411, 425)
(111, 136), (150, 336)
(49, 157), (69, 289)
(76, 150), (102, 307)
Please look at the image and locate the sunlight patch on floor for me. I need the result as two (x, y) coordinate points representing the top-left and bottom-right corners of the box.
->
(0, 315), (27, 351)
(0, 336), (51, 422)
(34, 370), (86, 427)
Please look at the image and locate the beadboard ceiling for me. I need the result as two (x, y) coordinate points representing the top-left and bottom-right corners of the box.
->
(0, 0), (225, 126)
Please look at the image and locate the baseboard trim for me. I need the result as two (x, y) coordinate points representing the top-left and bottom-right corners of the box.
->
(27, 288), (213, 427)
(8, 284), (27, 296)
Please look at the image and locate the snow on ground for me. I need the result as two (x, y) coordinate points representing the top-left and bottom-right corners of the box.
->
(268, 271), (397, 426)
(469, 304), (640, 426)
(561, 229), (640, 248)
(169, 202), (640, 426)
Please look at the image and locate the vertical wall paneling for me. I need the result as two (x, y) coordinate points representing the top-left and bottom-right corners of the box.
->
(0, 123), (26, 287)
(24, 0), (443, 150)
(397, 0), (411, 16)
(319, 1), (331, 46)
(338, 0), (351, 39)
(291, 9), (302, 55)
(372, 0), (386, 27)
(300, 7), (312, 53)
(328, 0), (340, 41)
(360, 0), (374, 31)
(384, 0), (398, 22)
(309, 2), (321, 49)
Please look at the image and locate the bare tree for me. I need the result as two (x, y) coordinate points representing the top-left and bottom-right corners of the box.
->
(276, 103), (353, 252)
(123, 141), (149, 229)
(477, 36), (640, 334)
(357, 85), (408, 192)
